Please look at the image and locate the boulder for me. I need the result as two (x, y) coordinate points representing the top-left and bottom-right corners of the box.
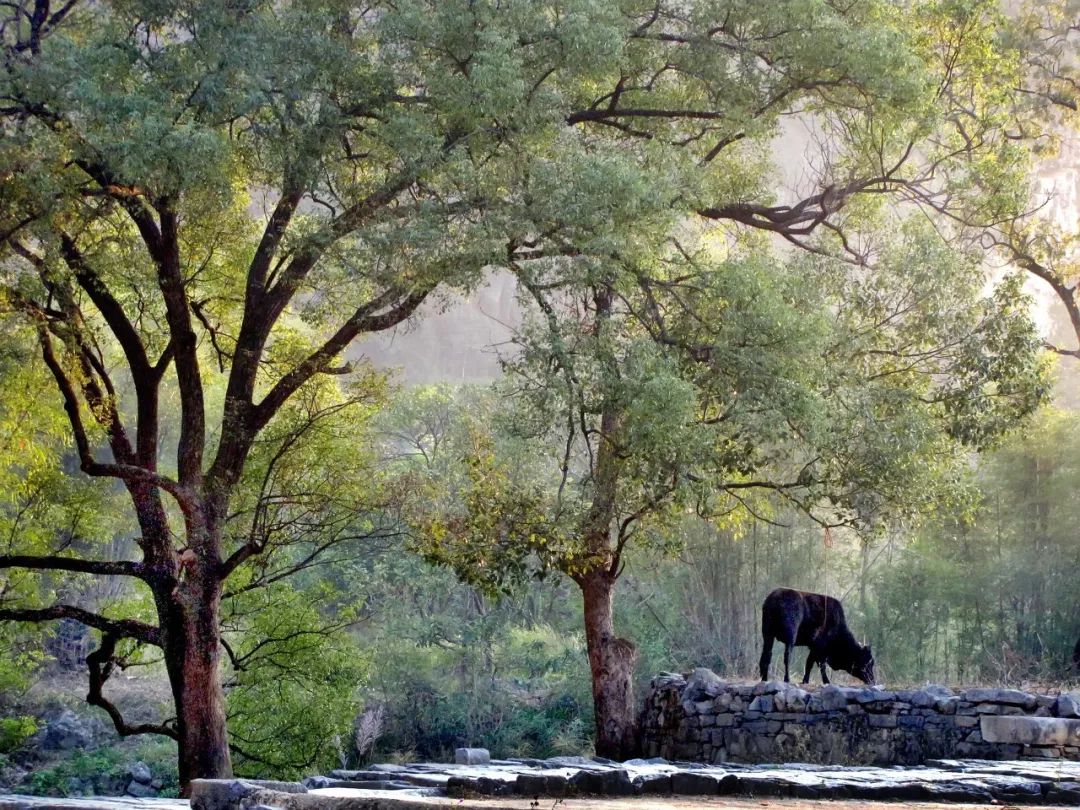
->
(852, 688), (896, 704)
(190, 779), (306, 810)
(1054, 694), (1080, 719)
(774, 686), (809, 712)
(671, 771), (721, 794)
(41, 710), (95, 751)
(568, 768), (636, 795)
(454, 747), (490, 765)
(128, 761), (153, 785)
(125, 779), (158, 798)
(752, 680), (785, 696)
(516, 773), (569, 797)
(747, 696), (773, 713)
(683, 668), (725, 702)
(817, 685), (848, 711)
(911, 685), (952, 708)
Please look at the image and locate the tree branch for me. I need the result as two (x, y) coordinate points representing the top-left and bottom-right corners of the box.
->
(0, 604), (161, 646)
(0, 554), (145, 579)
(87, 632), (178, 740)
(251, 285), (432, 432)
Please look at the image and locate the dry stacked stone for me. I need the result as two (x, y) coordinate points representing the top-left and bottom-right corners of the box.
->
(640, 669), (1080, 765)
(45, 618), (92, 670)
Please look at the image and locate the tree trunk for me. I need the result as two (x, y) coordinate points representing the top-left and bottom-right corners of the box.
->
(580, 569), (638, 761)
(163, 570), (232, 793)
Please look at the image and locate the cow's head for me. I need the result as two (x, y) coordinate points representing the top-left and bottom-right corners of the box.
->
(851, 644), (875, 684)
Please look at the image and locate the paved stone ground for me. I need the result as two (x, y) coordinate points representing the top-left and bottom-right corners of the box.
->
(308, 756), (1080, 804)
(3, 797), (1078, 810)
(0, 796), (187, 810)
(6, 757), (1080, 810)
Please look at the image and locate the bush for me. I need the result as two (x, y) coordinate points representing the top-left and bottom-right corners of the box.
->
(0, 716), (37, 754)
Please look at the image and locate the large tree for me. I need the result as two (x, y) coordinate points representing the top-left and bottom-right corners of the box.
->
(419, 223), (1046, 757)
(413, 0), (1056, 757)
(0, 0), (616, 787)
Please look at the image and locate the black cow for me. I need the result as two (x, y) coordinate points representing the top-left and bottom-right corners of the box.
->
(758, 587), (875, 684)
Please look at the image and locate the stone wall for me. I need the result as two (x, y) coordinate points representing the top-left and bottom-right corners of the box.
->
(641, 669), (1080, 765)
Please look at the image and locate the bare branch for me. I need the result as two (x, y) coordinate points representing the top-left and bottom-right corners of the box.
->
(251, 285), (432, 430)
(0, 554), (145, 579)
(87, 632), (178, 739)
(0, 604), (161, 646)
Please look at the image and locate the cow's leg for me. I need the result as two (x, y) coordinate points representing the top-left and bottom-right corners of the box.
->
(802, 650), (816, 684)
(819, 658), (830, 685)
(758, 636), (773, 681)
(782, 643), (793, 682)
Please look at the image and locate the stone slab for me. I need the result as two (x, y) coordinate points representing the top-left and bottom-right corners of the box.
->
(981, 716), (1080, 746)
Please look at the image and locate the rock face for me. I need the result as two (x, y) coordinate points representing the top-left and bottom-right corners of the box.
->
(640, 672), (1080, 765)
(40, 710), (97, 751)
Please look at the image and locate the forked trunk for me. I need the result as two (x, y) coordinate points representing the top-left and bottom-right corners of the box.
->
(162, 571), (232, 793)
(580, 570), (639, 761)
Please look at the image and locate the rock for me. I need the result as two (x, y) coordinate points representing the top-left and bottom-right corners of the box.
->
(454, 747), (490, 765)
(934, 696), (959, 714)
(683, 668), (725, 702)
(637, 773), (673, 793)
(569, 768), (636, 795)
(671, 771), (720, 794)
(774, 686), (809, 711)
(986, 777), (1045, 802)
(190, 779), (307, 810)
(540, 756), (594, 769)
(852, 688), (896, 704)
(962, 687), (1038, 708)
(128, 761), (153, 785)
(41, 710), (94, 750)
(981, 715), (1080, 746)
(1054, 694), (1080, 719)
(817, 685), (848, 711)
(923, 782), (994, 803)
(747, 696), (773, 713)
(1046, 782), (1080, 804)
(752, 680), (785, 696)
(516, 773), (568, 796)
(911, 685), (952, 708)
(125, 779), (158, 798)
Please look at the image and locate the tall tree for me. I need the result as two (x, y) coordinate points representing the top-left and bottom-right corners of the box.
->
(419, 223), (1045, 757)
(0, 0), (629, 786)
(413, 0), (1054, 756)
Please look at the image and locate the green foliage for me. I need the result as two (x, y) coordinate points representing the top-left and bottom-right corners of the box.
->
(23, 747), (129, 797)
(370, 625), (591, 761)
(870, 407), (1080, 683)
(19, 740), (179, 798)
(0, 716), (37, 754)
(225, 584), (370, 780)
